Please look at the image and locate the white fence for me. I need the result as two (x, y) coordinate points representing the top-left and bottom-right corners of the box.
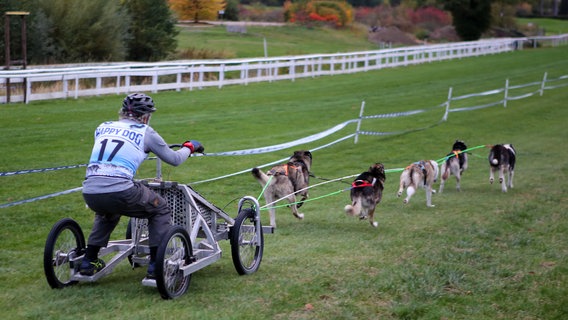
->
(0, 34), (568, 103)
(1, 34), (567, 104)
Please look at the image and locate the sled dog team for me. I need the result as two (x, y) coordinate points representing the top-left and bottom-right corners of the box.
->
(253, 141), (516, 228)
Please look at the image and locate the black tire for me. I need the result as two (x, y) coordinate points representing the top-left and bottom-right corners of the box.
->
(155, 226), (192, 299)
(43, 218), (85, 289)
(230, 208), (264, 275)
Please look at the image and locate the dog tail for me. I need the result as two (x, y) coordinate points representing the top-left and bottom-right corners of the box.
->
(488, 148), (500, 166)
(345, 198), (362, 216)
(441, 162), (450, 180)
(251, 167), (270, 186)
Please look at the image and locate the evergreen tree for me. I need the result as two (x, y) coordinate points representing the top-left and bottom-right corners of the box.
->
(123, 0), (179, 61)
(28, 0), (131, 64)
(224, 0), (240, 21)
(445, 0), (492, 41)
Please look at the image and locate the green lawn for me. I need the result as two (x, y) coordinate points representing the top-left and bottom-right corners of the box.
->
(1, 46), (567, 319)
(174, 19), (568, 59)
(517, 17), (568, 35)
(175, 23), (386, 59)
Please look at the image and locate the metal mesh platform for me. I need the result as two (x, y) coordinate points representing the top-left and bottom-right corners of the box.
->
(145, 181), (233, 240)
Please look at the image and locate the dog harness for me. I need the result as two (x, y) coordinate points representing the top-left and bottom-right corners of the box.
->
(450, 149), (467, 169)
(352, 178), (376, 188)
(413, 161), (427, 173)
(267, 163), (301, 176)
(406, 161), (428, 185)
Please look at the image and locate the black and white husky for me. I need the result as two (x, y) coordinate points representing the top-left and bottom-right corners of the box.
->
(488, 144), (516, 192)
(439, 140), (468, 193)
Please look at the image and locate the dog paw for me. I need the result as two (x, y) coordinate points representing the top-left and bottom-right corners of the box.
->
(427, 204), (435, 208)
(489, 178), (494, 184)
(397, 192), (402, 198)
(297, 213), (305, 220)
(403, 199), (408, 204)
(372, 221), (379, 228)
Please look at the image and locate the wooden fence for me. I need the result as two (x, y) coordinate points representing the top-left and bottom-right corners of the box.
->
(1, 35), (567, 104)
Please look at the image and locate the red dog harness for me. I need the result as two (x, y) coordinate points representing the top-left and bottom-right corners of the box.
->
(352, 179), (375, 188)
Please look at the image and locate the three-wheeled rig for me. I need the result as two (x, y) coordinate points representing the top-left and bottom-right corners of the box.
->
(43, 149), (272, 299)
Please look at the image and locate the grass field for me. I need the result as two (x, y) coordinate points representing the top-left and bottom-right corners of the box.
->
(175, 23), (376, 58)
(517, 17), (568, 35)
(175, 18), (568, 59)
(1, 45), (567, 319)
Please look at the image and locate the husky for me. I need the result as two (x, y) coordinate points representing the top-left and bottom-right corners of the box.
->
(397, 160), (439, 207)
(488, 144), (516, 192)
(344, 163), (386, 228)
(439, 140), (468, 193)
(251, 150), (312, 227)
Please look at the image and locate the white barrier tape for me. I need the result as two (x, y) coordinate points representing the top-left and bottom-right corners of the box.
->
(362, 109), (428, 119)
(0, 164), (87, 177)
(206, 120), (358, 156)
(358, 130), (403, 136)
(449, 101), (503, 113)
(509, 80), (542, 90)
(0, 187), (83, 209)
(545, 83), (568, 89)
(508, 92), (536, 101)
(451, 88), (504, 101)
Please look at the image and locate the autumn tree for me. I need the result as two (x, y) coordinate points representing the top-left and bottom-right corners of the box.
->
(284, 0), (354, 28)
(169, 0), (226, 23)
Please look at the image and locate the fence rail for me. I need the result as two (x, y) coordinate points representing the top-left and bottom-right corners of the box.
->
(2, 34), (567, 104)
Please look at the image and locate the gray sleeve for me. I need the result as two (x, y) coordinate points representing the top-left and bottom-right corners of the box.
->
(144, 126), (191, 166)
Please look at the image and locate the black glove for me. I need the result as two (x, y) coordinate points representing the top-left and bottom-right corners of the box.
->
(182, 140), (204, 153)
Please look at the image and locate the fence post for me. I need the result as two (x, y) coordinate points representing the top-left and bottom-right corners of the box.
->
(74, 76), (79, 99)
(540, 72), (547, 96)
(219, 64), (225, 89)
(152, 71), (158, 93)
(503, 78), (509, 108)
(354, 100), (365, 144)
(442, 87), (452, 121)
(25, 76), (31, 104)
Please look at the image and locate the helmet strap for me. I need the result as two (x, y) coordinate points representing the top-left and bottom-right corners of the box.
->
(141, 113), (151, 125)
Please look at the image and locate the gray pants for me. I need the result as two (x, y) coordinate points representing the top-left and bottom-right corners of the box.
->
(83, 181), (171, 248)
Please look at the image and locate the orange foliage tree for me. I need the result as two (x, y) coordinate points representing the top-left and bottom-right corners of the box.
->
(284, 0), (353, 28)
(168, 0), (225, 23)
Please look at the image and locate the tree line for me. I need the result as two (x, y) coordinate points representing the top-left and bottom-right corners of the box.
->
(1, 0), (178, 65)
(2, 0), (567, 66)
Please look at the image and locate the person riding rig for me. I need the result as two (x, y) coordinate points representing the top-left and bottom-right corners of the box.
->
(80, 92), (204, 279)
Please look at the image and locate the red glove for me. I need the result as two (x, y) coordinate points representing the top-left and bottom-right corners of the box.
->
(182, 140), (204, 153)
